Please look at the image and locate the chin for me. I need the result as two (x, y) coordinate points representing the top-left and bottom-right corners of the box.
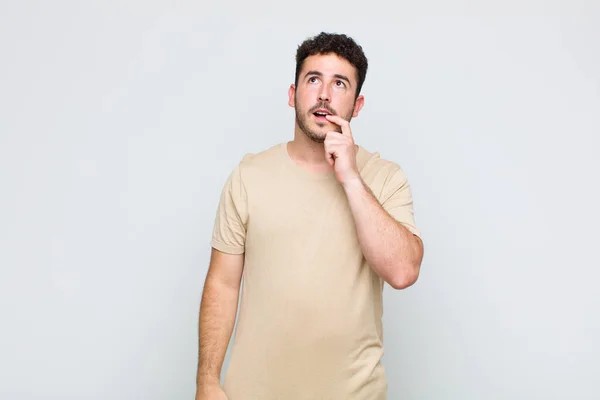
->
(297, 117), (327, 143)
(306, 134), (325, 143)
(305, 131), (326, 143)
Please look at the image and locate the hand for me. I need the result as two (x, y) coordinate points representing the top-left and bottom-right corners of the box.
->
(196, 384), (228, 400)
(324, 114), (361, 185)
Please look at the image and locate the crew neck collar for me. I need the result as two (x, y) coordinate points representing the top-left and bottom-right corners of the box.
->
(280, 141), (369, 181)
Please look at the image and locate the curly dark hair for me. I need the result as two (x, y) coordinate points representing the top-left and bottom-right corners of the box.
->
(294, 32), (368, 99)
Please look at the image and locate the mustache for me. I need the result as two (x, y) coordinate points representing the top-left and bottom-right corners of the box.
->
(308, 103), (337, 115)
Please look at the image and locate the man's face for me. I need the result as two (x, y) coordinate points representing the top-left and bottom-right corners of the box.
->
(288, 53), (364, 143)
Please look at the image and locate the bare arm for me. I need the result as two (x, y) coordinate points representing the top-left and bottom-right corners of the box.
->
(196, 248), (244, 394)
(343, 177), (424, 289)
(322, 114), (424, 290)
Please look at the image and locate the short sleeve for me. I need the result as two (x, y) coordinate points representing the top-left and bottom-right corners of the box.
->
(380, 167), (422, 239)
(211, 163), (248, 254)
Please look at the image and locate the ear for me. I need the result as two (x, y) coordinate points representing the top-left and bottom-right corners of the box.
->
(288, 84), (296, 107)
(352, 94), (365, 118)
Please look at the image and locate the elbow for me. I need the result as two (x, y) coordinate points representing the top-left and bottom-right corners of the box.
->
(388, 263), (420, 290)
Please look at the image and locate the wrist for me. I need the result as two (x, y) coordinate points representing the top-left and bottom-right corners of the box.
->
(341, 175), (365, 191)
(197, 374), (220, 387)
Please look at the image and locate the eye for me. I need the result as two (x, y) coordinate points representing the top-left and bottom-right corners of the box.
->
(309, 76), (319, 84)
(335, 80), (346, 88)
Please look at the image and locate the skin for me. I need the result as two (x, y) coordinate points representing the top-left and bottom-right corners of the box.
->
(196, 249), (242, 400)
(287, 53), (364, 172)
(195, 52), (424, 399)
(288, 53), (424, 289)
(324, 114), (424, 289)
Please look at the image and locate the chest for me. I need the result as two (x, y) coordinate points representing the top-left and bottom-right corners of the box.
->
(246, 178), (357, 245)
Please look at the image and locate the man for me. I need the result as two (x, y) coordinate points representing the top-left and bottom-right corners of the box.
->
(195, 32), (424, 400)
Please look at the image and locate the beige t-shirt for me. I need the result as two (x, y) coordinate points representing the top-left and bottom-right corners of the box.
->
(211, 142), (421, 400)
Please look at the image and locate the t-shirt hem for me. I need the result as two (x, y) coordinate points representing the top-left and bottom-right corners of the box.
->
(400, 222), (422, 239)
(211, 239), (245, 255)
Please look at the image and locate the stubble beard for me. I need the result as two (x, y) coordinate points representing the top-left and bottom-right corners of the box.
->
(295, 98), (354, 144)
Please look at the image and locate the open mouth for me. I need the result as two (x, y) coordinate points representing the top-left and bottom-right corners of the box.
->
(313, 110), (333, 118)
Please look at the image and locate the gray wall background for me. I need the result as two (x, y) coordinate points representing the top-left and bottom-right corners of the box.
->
(1, 1), (599, 399)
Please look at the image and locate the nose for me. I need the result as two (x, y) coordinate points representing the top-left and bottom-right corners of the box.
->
(318, 86), (331, 102)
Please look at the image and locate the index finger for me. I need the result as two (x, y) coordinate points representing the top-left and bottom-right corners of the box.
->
(325, 115), (352, 137)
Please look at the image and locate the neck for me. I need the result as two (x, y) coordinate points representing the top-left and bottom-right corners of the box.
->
(287, 125), (332, 168)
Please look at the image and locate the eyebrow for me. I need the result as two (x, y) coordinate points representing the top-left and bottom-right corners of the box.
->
(304, 70), (352, 88)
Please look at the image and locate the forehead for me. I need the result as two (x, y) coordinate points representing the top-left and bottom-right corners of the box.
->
(300, 53), (357, 83)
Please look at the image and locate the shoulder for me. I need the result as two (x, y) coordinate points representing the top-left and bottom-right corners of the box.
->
(358, 145), (408, 185)
(229, 142), (286, 183)
(238, 143), (283, 168)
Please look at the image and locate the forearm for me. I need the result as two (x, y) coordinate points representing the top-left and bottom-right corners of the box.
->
(197, 277), (240, 386)
(343, 177), (423, 289)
